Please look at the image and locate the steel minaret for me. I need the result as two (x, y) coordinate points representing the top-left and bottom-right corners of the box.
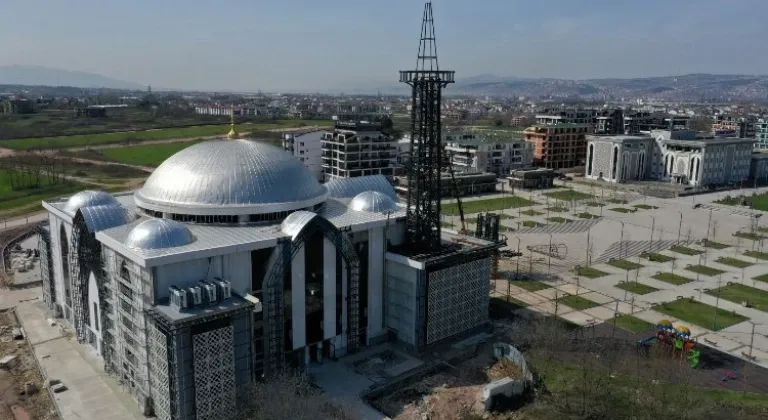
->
(400, 1), (455, 251)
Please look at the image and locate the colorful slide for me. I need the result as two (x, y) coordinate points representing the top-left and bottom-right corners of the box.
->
(688, 349), (701, 368)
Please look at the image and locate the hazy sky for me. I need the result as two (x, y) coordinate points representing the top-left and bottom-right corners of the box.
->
(2, 0), (767, 91)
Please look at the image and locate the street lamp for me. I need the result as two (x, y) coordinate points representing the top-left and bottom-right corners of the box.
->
(677, 211), (683, 245)
(547, 232), (553, 278)
(648, 216), (655, 252)
(514, 235), (522, 280)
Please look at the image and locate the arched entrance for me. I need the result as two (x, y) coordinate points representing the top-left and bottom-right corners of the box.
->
(263, 212), (360, 374)
(70, 211), (107, 348)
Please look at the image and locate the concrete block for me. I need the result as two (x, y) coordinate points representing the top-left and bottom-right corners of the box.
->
(482, 377), (524, 410)
(0, 355), (18, 369)
(51, 383), (67, 393)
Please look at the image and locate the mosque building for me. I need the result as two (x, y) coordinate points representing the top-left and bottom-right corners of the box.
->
(37, 122), (495, 420)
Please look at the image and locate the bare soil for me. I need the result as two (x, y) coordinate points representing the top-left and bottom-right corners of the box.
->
(0, 310), (57, 420)
(371, 346), (522, 420)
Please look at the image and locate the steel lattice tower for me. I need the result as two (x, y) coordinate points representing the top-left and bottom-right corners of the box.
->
(400, 1), (455, 251)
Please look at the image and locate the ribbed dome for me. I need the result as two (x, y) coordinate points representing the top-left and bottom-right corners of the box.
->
(125, 219), (195, 250)
(134, 139), (328, 216)
(63, 190), (119, 215)
(350, 191), (398, 213)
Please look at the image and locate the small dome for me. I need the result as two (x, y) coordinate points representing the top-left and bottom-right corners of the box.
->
(79, 205), (134, 233)
(64, 190), (119, 215)
(134, 139), (328, 216)
(350, 191), (398, 213)
(125, 219), (195, 250)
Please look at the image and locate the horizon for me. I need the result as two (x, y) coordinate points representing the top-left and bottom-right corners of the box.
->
(1, 0), (767, 91)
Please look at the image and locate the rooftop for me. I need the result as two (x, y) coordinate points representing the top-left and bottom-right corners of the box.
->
(149, 293), (254, 328)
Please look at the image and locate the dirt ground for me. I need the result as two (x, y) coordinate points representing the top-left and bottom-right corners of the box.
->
(0, 310), (56, 420)
(371, 346), (522, 420)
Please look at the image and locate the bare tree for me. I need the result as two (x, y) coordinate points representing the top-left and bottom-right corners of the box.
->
(236, 372), (353, 420)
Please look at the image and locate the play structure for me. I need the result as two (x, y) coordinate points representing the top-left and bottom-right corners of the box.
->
(637, 319), (701, 368)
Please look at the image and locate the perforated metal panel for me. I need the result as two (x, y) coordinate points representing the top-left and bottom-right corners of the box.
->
(148, 323), (171, 420)
(426, 257), (491, 345)
(193, 326), (236, 420)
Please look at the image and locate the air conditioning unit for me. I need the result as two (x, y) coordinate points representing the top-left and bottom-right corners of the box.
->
(199, 281), (218, 304)
(169, 286), (188, 310)
(214, 279), (232, 300)
(188, 286), (203, 306)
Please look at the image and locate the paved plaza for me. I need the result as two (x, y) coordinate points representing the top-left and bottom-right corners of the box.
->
(484, 183), (768, 369)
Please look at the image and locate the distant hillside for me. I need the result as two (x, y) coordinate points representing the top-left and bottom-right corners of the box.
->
(449, 73), (768, 101)
(0, 65), (145, 91)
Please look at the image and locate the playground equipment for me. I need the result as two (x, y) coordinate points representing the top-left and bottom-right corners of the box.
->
(638, 319), (701, 368)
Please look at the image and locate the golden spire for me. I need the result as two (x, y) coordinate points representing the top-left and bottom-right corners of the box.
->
(227, 105), (239, 139)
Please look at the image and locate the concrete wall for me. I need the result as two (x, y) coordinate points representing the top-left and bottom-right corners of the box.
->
(49, 213), (73, 317)
(367, 226), (385, 342)
(384, 255), (419, 347)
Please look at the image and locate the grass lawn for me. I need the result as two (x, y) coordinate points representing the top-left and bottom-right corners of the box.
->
(0, 120), (331, 150)
(609, 314), (656, 333)
(653, 299), (749, 331)
(670, 245), (703, 256)
(443, 196), (535, 215)
(607, 198), (628, 204)
(707, 284), (768, 312)
(734, 231), (767, 241)
(99, 139), (206, 166)
(585, 201), (605, 207)
(714, 256), (753, 269)
(609, 207), (635, 213)
(632, 204), (658, 210)
(719, 192), (768, 211)
(547, 217), (571, 224)
(509, 279), (551, 292)
(543, 189), (593, 201)
(685, 264), (726, 276)
(576, 212), (599, 219)
(520, 209), (543, 216)
(702, 240), (730, 250)
(652, 272), (693, 285)
(546, 206), (569, 212)
(575, 266), (609, 279)
(607, 259), (644, 270)
(615, 281), (658, 295)
(0, 171), (87, 217)
(440, 222), (453, 228)
(753, 273), (768, 283)
(640, 252), (675, 263)
(521, 220), (541, 228)
(744, 250), (768, 260)
(557, 295), (600, 310)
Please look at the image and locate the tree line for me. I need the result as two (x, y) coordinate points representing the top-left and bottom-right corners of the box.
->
(0, 153), (62, 190)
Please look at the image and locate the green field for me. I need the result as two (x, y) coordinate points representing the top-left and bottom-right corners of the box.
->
(708, 284), (768, 312)
(576, 212), (599, 219)
(607, 259), (644, 270)
(609, 207), (635, 213)
(702, 240), (730, 250)
(442, 196), (534, 215)
(615, 281), (658, 295)
(652, 272), (693, 285)
(557, 295), (600, 310)
(717, 193), (768, 212)
(543, 189), (593, 201)
(653, 299), (749, 331)
(609, 315), (655, 332)
(0, 170), (87, 217)
(575, 266), (609, 279)
(744, 250), (768, 260)
(0, 120), (331, 150)
(100, 140), (207, 166)
(686, 265), (726, 277)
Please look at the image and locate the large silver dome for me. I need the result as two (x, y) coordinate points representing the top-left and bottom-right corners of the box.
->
(63, 190), (119, 215)
(350, 191), (398, 213)
(134, 139), (328, 216)
(125, 219), (195, 250)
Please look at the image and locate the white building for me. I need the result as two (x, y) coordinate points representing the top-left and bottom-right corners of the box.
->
(321, 120), (398, 182)
(444, 133), (534, 176)
(283, 129), (324, 181)
(585, 130), (754, 187)
(37, 129), (494, 419)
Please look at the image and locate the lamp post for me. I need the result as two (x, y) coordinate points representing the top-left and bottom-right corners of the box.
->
(548, 232), (553, 278)
(677, 211), (683, 245)
(514, 235), (522, 280)
(648, 216), (656, 252)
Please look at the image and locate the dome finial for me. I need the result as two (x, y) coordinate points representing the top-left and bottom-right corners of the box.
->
(227, 105), (239, 139)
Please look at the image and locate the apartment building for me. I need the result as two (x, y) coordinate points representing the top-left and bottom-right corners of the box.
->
(535, 109), (597, 126)
(523, 123), (590, 169)
(712, 115), (757, 139)
(757, 119), (768, 149)
(595, 109), (624, 135)
(443, 132), (534, 176)
(321, 120), (398, 181)
(623, 112), (689, 134)
(282, 129), (325, 181)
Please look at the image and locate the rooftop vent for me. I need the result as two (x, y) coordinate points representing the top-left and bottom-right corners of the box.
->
(188, 286), (202, 306)
(214, 278), (232, 300)
(199, 281), (218, 304)
(169, 286), (188, 310)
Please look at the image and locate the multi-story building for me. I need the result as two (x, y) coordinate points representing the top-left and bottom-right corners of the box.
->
(283, 129), (325, 181)
(623, 112), (689, 134)
(595, 109), (624, 135)
(523, 123), (590, 169)
(321, 120), (398, 181)
(443, 132), (534, 176)
(38, 132), (495, 419)
(536, 108), (597, 126)
(712, 115), (757, 139)
(757, 119), (768, 149)
(585, 130), (754, 187)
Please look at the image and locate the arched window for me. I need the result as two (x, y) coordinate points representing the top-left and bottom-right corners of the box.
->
(60, 224), (69, 282)
(637, 152), (645, 179)
(611, 146), (619, 179)
(587, 144), (594, 176)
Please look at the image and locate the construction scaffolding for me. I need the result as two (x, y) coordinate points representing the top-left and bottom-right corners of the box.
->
(36, 225), (55, 311)
(262, 218), (361, 374)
